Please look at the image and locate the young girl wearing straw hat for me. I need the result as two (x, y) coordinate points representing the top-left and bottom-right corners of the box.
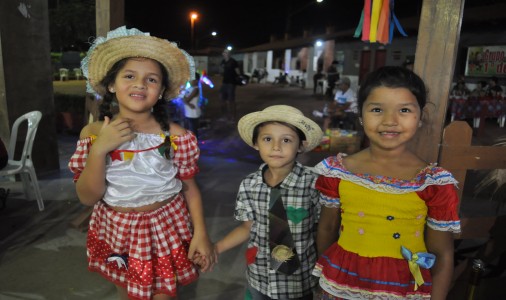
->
(214, 105), (323, 299)
(68, 27), (216, 300)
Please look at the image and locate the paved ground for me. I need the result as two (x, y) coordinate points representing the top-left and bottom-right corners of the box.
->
(0, 78), (504, 299)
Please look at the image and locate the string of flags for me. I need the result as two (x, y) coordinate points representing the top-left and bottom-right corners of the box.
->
(353, 0), (408, 45)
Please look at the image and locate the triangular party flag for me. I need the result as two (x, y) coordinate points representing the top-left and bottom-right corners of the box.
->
(110, 151), (121, 161)
(123, 152), (134, 161)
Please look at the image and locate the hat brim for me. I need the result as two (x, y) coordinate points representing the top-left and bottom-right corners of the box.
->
(87, 35), (190, 100)
(238, 106), (323, 152)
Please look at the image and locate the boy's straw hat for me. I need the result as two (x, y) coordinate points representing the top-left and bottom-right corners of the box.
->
(238, 105), (323, 152)
(81, 26), (195, 100)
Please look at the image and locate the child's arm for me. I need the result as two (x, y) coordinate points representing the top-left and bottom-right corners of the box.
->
(425, 228), (454, 300)
(215, 220), (252, 254)
(181, 177), (216, 272)
(76, 117), (135, 205)
(316, 206), (341, 255)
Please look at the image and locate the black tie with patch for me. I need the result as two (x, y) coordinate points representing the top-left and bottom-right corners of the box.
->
(268, 187), (300, 275)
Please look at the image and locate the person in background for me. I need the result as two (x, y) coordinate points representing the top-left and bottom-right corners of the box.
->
(214, 105), (323, 300)
(183, 72), (202, 138)
(322, 77), (357, 132)
(313, 68), (324, 94)
(451, 77), (471, 97)
(220, 49), (241, 122)
(313, 66), (460, 300)
(68, 26), (216, 300)
(471, 80), (488, 98)
(251, 69), (260, 83)
(325, 61), (340, 98)
(273, 71), (288, 85)
(300, 69), (307, 88)
(486, 76), (503, 97)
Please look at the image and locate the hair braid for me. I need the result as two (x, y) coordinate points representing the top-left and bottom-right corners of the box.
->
(98, 93), (114, 121)
(153, 99), (172, 132)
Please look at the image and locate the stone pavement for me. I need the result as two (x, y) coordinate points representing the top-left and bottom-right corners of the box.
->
(0, 79), (504, 299)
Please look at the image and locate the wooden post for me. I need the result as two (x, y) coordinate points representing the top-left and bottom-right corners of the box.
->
(0, 1), (60, 174)
(439, 121), (506, 239)
(95, 0), (124, 37)
(409, 0), (465, 163)
(70, 0), (125, 231)
(438, 121), (472, 204)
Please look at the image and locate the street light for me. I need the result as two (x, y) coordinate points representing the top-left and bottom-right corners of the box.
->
(190, 12), (198, 50)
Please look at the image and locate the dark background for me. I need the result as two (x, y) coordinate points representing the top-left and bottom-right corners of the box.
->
(48, 0), (503, 52)
(124, 0), (422, 49)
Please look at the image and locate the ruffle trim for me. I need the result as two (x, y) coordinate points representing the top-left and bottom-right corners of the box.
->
(319, 194), (341, 208)
(77, 131), (196, 152)
(171, 130), (196, 144)
(313, 243), (434, 298)
(427, 217), (461, 233)
(314, 154), (458, 194)
(75, 135), (95, 148)
(318, 277), (431, 300)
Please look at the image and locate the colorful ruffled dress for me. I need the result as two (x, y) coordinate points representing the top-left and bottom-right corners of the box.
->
(68, 131), (200, 300)
(313, 154), (461, 299)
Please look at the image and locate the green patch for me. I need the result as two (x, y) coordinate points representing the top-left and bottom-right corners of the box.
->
(286, 206), (308, 224)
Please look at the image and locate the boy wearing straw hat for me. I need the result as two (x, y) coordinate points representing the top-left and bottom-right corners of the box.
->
(214, 105), (323, 299)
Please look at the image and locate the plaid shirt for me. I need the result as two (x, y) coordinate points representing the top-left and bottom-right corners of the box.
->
(235, 161), (320, 298)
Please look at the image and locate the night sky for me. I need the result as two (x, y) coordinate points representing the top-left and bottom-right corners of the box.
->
(124, 0), (422, 50)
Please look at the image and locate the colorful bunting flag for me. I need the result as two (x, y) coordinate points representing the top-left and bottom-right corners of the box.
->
(354, 0), (408, 45)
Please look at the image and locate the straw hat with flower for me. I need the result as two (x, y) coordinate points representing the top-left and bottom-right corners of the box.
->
(238, 105), (323, 152)
(81, 26), (195, 100)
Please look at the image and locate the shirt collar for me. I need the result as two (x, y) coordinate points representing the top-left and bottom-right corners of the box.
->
(249, 161), (305, 189)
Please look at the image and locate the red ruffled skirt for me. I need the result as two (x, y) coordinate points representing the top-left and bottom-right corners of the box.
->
(313, 243), (432, 299)
(87, 194), (198, 300)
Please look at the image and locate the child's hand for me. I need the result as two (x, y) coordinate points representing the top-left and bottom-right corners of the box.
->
(191, 250), (220, 272)
(93, 117), (136, 153)
(188, 237), (218, 272)
(191, 252), (210, 271)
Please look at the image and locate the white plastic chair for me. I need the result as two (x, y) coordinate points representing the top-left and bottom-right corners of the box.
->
(73, 68), (82, 80)
(59, 68), (69, 81)
(0, 111), (44, 211)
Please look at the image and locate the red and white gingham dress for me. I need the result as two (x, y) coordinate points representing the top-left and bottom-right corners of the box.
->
(69, 132), (200, 300)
